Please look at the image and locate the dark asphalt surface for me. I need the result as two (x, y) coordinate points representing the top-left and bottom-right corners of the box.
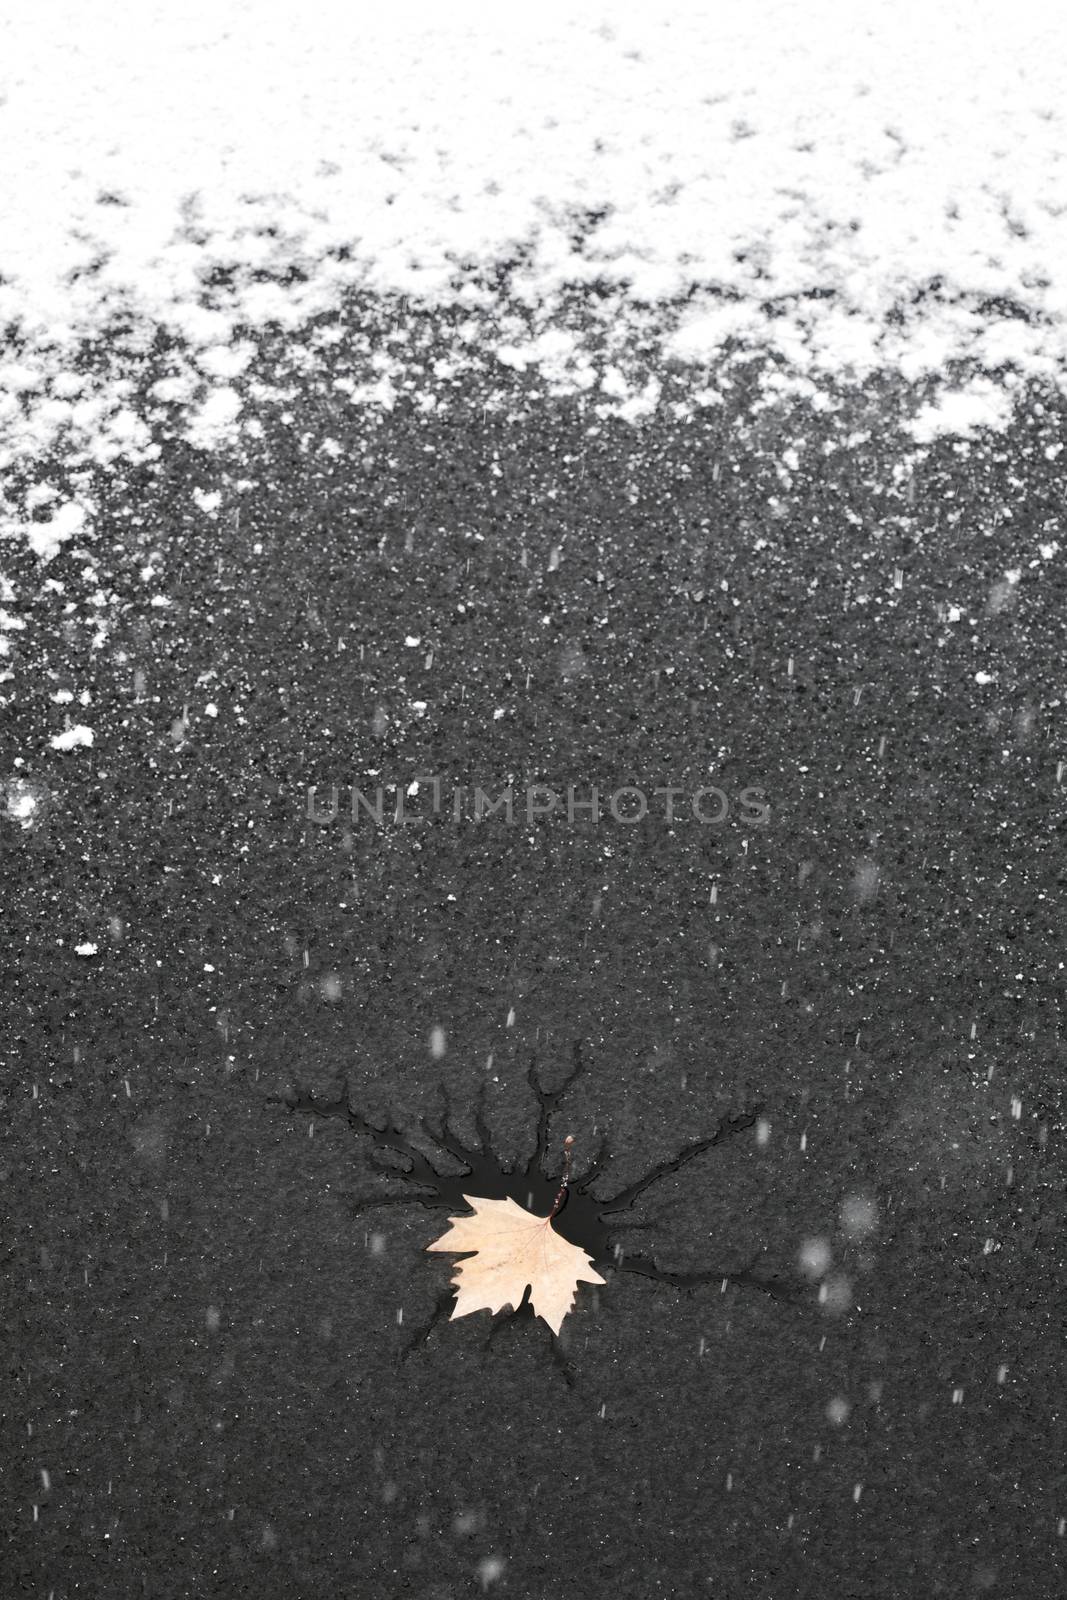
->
(2, 344), (1066, 1598)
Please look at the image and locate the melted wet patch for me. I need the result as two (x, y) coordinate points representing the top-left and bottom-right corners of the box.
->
(274, 1044), (800, 1371)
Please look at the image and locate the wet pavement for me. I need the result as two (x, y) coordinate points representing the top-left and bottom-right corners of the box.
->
(3, 353), (1066, 1597)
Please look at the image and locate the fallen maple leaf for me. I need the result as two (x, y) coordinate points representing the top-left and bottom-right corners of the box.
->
(426, 1193), (605, 1336)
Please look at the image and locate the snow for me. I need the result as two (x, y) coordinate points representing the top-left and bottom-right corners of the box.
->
(2, 0), (1066, 550)
(4, 777), (44, 826)
(905, 380), (1017, 444)
(23, 501), (88, 563)
(50, 724), (94, 750)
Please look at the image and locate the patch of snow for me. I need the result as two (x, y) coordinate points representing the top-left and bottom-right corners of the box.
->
(24, 501), (88, 562)
(905, 380), (1017, 444)
(50, 723), (94, 749)
(186, 386), (241, 446)
(4, 777), (46, 825)
(1, 0), (1066, 530)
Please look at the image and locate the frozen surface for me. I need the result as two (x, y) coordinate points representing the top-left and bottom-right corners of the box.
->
(1, 0), (1066, 528)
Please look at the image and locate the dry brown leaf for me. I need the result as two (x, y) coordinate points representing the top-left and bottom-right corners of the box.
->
(426, 1193), (605, 1336)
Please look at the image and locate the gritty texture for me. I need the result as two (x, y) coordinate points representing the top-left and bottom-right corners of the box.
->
(2, 348), (1066, 1596)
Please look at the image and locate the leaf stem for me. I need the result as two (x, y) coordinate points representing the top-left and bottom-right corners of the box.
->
(549, 1134), (574, 1218)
